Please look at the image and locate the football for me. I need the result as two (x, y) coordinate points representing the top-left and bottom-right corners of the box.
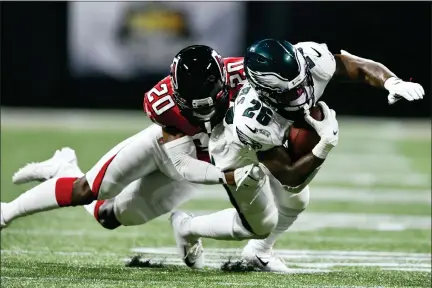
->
(286, 105), (324, 162)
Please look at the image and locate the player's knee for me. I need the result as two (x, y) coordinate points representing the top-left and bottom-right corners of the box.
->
(251, 210), (278, 238)
(97, 200), (121, 230)
(71, 177), (96, 205)
(292, 186), (310, 210)
(281, 185), (310, 210)
(260, 213), (278, 237)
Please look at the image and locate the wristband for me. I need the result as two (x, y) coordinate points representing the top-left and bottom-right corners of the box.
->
(312, 140), (333, 159)
(384, 76), (401, 91)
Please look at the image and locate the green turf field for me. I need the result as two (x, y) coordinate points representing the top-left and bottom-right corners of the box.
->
(1, 109), (431, 287)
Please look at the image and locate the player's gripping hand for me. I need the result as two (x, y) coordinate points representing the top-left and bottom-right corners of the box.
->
(233, 164), (265, 190)
(384, 77), (424, 105)
(304, 101), (339, 159)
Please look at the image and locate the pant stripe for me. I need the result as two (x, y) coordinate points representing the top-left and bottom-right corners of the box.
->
(211, 156), (255, 234)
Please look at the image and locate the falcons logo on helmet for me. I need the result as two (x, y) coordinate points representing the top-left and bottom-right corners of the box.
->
(170, 57), (180, 89)
(211, 50), (225, 80)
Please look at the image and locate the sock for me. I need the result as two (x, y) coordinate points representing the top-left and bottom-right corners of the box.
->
(83, 200), (105, 222)
(2, 177), (77, 224)
(58, 164), (100, 221)
(83, 201), (97, 217)
(185, 208), (254, 240)
(250, 185), (310, 250)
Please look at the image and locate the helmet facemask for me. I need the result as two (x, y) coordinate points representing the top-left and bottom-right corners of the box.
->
(172, 73), (229, 133)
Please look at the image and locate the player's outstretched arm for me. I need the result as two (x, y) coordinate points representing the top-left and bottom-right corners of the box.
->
(333, 51), (394, 87)
(162, 128), (235, 185)
(333, 51), (424, 104)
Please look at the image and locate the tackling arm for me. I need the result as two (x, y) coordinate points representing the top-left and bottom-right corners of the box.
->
(162, 128), (235, 185)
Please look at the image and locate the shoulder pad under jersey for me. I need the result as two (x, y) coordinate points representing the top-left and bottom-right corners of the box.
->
(224, 57), (246, 102)
(295, 41), (336, 81)
(143, 76), (200, 136)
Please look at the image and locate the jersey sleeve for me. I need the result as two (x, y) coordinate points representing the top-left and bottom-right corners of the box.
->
(231, 85), (282, 152)
(295, 42), (336, 81)
(163, 136), (225, 184)
(143, 76), (200, 136)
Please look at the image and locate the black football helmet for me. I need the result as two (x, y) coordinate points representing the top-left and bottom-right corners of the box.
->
(170, 45), (229, 133)
(244, 39), (315, 117)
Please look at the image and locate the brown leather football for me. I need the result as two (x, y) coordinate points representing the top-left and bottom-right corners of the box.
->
(286, 105), (324, 162)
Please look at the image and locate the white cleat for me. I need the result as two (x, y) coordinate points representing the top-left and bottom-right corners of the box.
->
(12, 147), (78, 185)
(241, 240), (290, 273)
(169, 211), (205, 269)
(1, 203), (9, 230)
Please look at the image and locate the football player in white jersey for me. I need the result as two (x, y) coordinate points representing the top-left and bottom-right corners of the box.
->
(169, 39), (425, 272)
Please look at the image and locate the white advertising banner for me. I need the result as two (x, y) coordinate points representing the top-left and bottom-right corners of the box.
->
(68, 2), (246, 79)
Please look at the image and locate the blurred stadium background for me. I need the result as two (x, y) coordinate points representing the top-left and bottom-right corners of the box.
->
(1, 2), (431, 287)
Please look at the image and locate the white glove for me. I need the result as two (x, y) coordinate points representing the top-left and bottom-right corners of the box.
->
(304, 102), (339, 159)
(233, 164), (265, 190)
(384, 77), (424, 105)
(341, 50), (425, 105)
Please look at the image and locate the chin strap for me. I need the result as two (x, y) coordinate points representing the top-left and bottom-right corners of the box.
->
(204, 121), (212, 134)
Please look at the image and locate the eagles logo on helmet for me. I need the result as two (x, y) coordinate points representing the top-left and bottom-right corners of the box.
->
(244, 39), (316, 116)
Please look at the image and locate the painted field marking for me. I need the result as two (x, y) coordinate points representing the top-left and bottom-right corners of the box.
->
(184, 211), (432, 232)
(194, 186), (431, 203)
(1, 211), (431, 237)
(1, 211), (431, 239)
(2, 229), (429, 246)
(129, 247), (431, 273)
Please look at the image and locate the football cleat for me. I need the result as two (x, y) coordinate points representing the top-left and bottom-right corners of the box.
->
(241, 240), (290, 273)
(170, 211), (205, 269)
(1, 203), (9, 230)
(12, 147), (78, 185)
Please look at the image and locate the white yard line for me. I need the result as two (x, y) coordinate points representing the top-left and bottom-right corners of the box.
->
(4, 247), (429, 260)
(2, 229), (429, 245)
(194, 186), (431, 203)
(130, 247), (432, 258)
(2, 212), (430, 235)
(185, 211), (432, 232)
(127, 247), (430, 273)
(313, 172), (430, 187)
